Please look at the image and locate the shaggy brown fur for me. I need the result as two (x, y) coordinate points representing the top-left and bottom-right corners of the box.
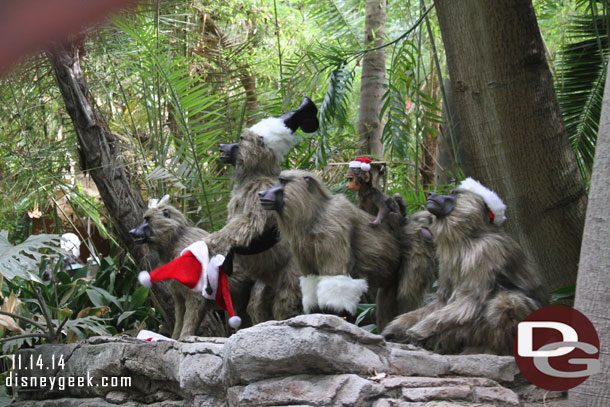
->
(206, 129), (303, 322)
(385, 210), (437, 324)
(260, 170), (435, 329)
(382, 188), (548, 355)
(132, 203), (252, 338)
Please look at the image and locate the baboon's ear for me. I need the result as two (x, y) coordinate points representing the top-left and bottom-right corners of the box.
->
(304, 176), (312, 183)
(163, 209), (171, 218)
(256, 135), (265, 147)
(363, 171), (371, 183)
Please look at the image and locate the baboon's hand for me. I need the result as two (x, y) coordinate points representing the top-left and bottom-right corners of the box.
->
(403, 328), (427, 347)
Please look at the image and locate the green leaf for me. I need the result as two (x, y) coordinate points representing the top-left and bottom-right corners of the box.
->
(86, 289), (106, 308)
(129, 286), (149, 310)
(556, 13), (609, 182)
(0, 231), (61, 282)
(117, 311), (136, 325)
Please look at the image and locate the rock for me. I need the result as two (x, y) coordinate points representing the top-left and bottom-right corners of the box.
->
(227, 374), (383, 407)
(180, 340), (226, 397)
(193, 394), (227, 407)
(11, 315), (566, 407)
(401, 386), (473, 402)
(387, 344), (451, 377)
(446, 354), (519, 382)
(223, 315), (390, 385)
(472, 386), (520, 405)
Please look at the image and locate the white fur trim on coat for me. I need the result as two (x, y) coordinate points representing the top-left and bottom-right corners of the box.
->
(249, 117), (296, 162)
(299, 275), (321, 313)
(458, 177), (507, 225)
(181, 241), (210, 293)
(317, 275), (368, 316)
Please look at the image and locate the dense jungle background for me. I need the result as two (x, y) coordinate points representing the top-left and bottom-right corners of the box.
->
(0, 0), (608, 405)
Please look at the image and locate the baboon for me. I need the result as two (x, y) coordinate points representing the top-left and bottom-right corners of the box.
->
(382, 178), (548, 355)
(130, 198), (253, 338)
(207, 97), (319, 323)
(376, 209), (436, 328)
(345, 157), (406, 232)
(259, 170), (435, 328)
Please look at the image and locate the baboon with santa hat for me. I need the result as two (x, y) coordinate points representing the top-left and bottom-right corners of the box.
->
(382, 178), (548, 355)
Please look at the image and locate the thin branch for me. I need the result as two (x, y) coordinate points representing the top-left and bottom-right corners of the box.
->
(0, 310), (47, 332)
(29, 282), (56, 341)
(56, 315), (70, 334)
(0, 333), (50, 345)
(346, 4), (434, 63)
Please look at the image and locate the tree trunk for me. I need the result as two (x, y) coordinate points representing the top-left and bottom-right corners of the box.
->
(569, 59), (610, 407)
(358, 0), (386, 158)
(46, 42), (147, 260)
(46, 42), (174, 329)
(433, 0), (587, 291)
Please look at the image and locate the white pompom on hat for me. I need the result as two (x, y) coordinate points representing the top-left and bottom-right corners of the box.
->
(458, 177), (507, 225)
(349, 156), (372, 172)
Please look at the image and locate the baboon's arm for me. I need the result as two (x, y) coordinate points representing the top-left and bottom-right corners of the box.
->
(207, 208), (270, 256)
(381, 299), (443, 341)
(407, 291), (484, 339)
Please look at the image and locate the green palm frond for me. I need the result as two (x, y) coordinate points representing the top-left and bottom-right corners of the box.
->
(557, 12), (609, 182)
(302, 0), (363, 49)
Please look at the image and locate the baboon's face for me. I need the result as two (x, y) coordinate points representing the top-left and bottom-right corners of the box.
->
(427, 190), (490, 236)
(218, 130), (275, 170)
(129, 204), (189, 245)
(259, 176), (289, 212)
(345, 168), (370, 192)
(259, 170), (320, 214)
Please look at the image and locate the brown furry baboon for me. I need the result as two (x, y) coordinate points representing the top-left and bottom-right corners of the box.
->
(345, 157), (406, 232)
(207, 98), (318, 322)
(259, 170), (435, 329)
(382, 178), (548, 355)
(377, 209), (436, 327)
(130, 199), (253, 338)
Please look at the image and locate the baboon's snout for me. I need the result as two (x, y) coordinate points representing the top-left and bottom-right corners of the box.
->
(427, 192), (455, 218)
(259, 186), (284, 211)
(219, 143), (238, 165)
(129, 222), (152, 244)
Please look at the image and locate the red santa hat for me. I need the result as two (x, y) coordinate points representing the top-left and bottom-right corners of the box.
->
(138, 241), (242, 329)
(349, 157), (372, 172)
(458, 177), (507, 226)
